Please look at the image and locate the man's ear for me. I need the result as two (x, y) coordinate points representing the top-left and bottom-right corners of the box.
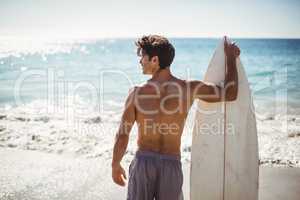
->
(151, 56), (159, 64)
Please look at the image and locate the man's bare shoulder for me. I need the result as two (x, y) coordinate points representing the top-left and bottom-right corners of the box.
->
(169, 78), (199, 90)
(133, 78), (188, 94)
(134, 82), (157, 94)
(172, 77), (187, 86)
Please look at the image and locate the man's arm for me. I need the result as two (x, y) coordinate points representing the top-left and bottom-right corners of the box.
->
(111, 87), (136, 186)
(190, 40), (240, 103)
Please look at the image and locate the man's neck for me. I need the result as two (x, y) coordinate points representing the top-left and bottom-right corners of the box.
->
(150, 67), (173, 83)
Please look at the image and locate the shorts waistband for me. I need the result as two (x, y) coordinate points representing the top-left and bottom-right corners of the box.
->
(135, 150), (181, 161)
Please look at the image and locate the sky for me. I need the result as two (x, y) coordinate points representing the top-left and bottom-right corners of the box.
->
(0, 0), (299, 39)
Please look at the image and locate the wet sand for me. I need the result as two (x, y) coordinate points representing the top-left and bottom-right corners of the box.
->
(0, 148), (299, 200)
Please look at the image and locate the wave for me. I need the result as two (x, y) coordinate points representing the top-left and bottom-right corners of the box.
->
(0, 38), (95, 59)
(0, 97), (299, 167)
(249, 70), (275, 77)
(0, 97), (122, 124)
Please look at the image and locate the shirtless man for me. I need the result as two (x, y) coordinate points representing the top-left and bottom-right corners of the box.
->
(112, 35), (240, 200)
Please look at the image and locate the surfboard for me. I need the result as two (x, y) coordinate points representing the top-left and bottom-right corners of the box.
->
(190, 37), (259, 200)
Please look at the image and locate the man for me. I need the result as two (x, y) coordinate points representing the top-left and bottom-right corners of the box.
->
(112, 35), (240, 200)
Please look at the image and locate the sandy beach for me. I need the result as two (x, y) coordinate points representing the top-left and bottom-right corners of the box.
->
(1, 148), (299, 200)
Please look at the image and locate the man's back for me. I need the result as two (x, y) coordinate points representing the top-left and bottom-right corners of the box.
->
(134, 76), (193, 155)
(111, 35), (239, 200)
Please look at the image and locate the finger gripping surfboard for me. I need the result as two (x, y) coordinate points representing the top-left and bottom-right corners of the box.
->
(190, 38), (259, 200)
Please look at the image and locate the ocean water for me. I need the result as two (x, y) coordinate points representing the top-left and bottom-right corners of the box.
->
(0, 38), (299, 166)
(0, 38), (299, 114)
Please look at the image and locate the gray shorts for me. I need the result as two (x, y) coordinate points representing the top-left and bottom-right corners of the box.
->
(127, 150), (184, 200)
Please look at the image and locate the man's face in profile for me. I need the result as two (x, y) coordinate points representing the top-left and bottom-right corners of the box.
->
(139, 51), (159, 75)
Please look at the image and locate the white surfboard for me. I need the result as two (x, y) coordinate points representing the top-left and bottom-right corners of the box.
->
(190, 37), (259, 200)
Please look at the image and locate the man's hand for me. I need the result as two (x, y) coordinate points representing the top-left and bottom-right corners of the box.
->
(112, 163), (127, 186)
(224, 37), (240, 59)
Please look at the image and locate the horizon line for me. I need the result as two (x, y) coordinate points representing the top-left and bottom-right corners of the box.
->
(1, 35), (300, 41)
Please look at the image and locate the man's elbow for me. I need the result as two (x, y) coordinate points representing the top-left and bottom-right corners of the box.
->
(114, 132), (129, 144)
(226, 88), (238, 101)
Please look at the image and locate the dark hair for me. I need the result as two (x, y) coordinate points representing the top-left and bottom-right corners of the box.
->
(135, 35), (175, 69)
